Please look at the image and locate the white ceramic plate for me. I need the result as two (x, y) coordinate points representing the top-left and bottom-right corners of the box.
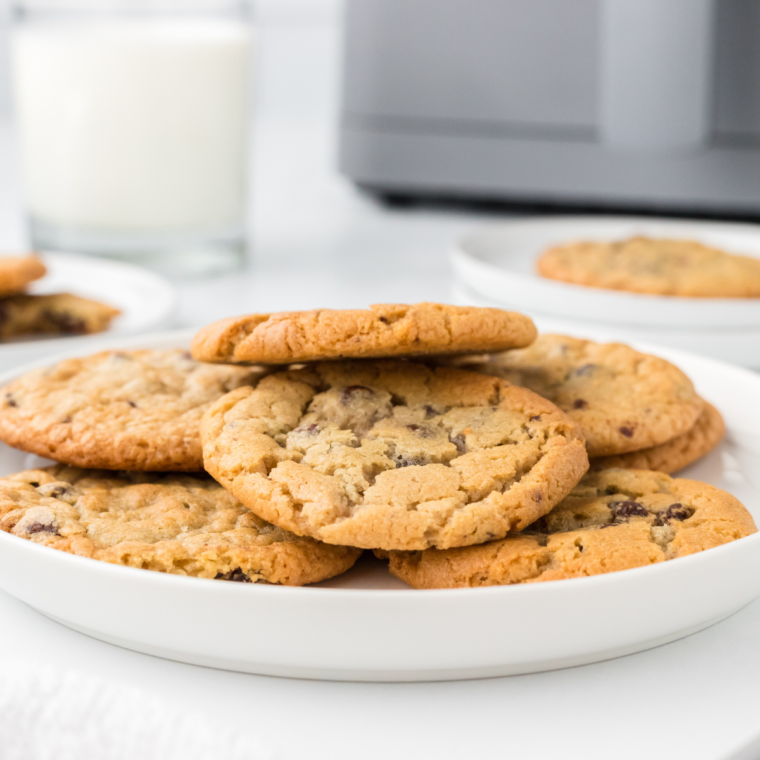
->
(0, 252), (178, 372)
(452, 216), (760, 329)
(0, 329), (758, 682)
(451, 280), (760, 369)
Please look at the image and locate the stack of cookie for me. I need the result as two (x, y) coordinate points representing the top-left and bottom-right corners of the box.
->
(0, 255), (119, 339)
(0, 303), (754, 589)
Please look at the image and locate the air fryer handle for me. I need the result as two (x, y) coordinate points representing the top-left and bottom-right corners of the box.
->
(600, 0), (715, 150)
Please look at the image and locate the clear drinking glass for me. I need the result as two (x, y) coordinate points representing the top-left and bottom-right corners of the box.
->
(10, 0), (253, 276)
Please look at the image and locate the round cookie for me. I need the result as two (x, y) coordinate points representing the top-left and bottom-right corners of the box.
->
(0, 466), (361, 585)
(191, 303), (537, 365)
(591, 401), (725, 474)
(537, 236), (760, 298)
(458, 334), (703, 457)
(0, 349), (267, 471)
(0, 255), (46, 297)
(201, 360), (589, 551)
(377, 468), (756, 589)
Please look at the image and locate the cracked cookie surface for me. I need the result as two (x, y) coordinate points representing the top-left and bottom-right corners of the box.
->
(201, 360), (588, 551)
(0, 349), (267, 471)
(459, 335), (703, 457)
(537, 237), (760, 297)
(0, 466), (360, 585)
(377, 468), (756, 588)
(0, 255), (46, 297)
(191, 302), (537, 365)
(591, 401), (724, 474)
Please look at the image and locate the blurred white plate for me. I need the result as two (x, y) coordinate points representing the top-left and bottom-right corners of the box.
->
(451, 280), (760, 369)
(0, 329), (758, 681)
(0, 252), (178, 372)
(452, 216), (760, 329)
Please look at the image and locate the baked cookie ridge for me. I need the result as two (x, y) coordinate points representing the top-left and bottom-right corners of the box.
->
(201, 359), (588, 551)
(0, 466), (361, 586)
(191, 303), (537, 364)
(457, 334), (704, 457)
(377, 468), (757, 589)
(0, 348), (268, 471)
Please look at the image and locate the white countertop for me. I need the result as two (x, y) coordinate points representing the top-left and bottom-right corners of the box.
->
(0, 7), (758, 760)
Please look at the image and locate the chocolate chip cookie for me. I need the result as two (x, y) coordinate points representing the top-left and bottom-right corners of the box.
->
(0, 293), (120, 340)
(458, 335), (703, 457)
(377, 468), (756, 588)
(201, 360), (588, 551)
(537, 237), (760, 297)
(191, 303), (537, 365)
(0, 466), (361, 585)
(0, 349), (267, 471)
(591, 401), (724, 474)
(0, 255), (46, 297)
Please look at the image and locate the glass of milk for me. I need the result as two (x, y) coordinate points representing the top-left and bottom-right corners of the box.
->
(10, 0), (253, 276)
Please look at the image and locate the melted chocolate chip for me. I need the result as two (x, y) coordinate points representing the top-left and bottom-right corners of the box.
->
(450, 433), (467, 454)
(407, 424), (432, 438)
(610, 500), (649, 519)
(296, 423), (320, 436)
(127, 401), (137, 409)
(423, 405), (438, 419)
(340, 385), (373, 404)
(215, 568), (253, 583)
(529, 415), (541, 422)
(395, 455), (425, 468)
(378, 316), (389, 324)
(38, 485), (70, 500)
(44, 310), (87, 335)
(654, 503), (692, 526)
(575, 363), (597, 376)
(60, 416), (72, 424)
(573, 399), (588, 409)
(619, 426), (635, 438)
(5, 393), (17, 408)
(27, 522), (57, 535)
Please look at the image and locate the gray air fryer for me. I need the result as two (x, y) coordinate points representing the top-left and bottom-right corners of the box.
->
(338, 0), (760, 216)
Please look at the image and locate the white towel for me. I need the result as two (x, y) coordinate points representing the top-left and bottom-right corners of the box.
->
(0, 662), (273, 760)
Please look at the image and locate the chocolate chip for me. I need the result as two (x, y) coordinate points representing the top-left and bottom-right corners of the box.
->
(215, 568), (252, 583)
(449, 433), (467, 454)
(60, 416), (72, 424)
(295, 423), (320, 436)
(378, 316), (389, 324)
(27, 522), (57, 535)
(180, 351), (193, 360)
(619, 426), (635, 438)
(575, 363), (597, 376)
(38, 484), (70, 499)
(654, 503), (692, 526)
(43, 310), (87, 335)
(5, 393), (17, 408)
(423, 405), (439, 419)
(395, 455), (425, 468)
(573, 399), (588, 409)
(407, 424), (432, 438)
(127, 401), (137, 409)
(610, 500), (649, 519)
(340, 385), (373, 404)
(529, 415), (541, 422)
(534, 491), (542, 503)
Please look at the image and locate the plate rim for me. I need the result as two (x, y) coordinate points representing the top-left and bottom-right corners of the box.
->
(453, 215), (760, 328)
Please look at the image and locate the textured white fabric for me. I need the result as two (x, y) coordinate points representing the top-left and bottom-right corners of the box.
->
(0, 662), (272, 760)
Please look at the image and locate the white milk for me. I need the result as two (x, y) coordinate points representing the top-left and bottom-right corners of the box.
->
(11, 19), (252, 239)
